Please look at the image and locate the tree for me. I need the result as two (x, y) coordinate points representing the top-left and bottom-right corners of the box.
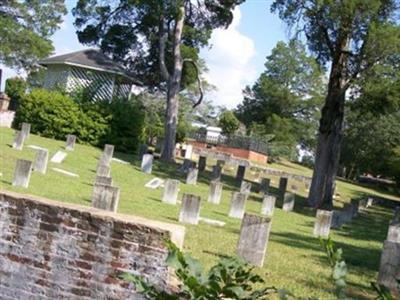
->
(73, 0), (243, 162)
(236, 40), (325, 156)
(272, 0), (400, 208)
(0, 1), (66, 70)
(218, 110), (240, 136)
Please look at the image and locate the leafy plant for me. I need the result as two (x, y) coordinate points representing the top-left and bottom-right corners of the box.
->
(121, 241), (277, 300)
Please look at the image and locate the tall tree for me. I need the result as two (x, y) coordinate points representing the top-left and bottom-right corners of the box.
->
(272, 0), (400, 208)
(73, 0), (243, 162)
(0, 1), (66, 70)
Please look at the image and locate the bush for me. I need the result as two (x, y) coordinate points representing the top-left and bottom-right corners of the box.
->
(218, 111), (240, 136)
(14, 88), (107, 145)
(5, 77), (27, 111)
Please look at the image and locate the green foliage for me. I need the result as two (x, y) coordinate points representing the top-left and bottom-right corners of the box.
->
(0, 1), (66, 70)
(14, 89), (107, 145)
(218, 111), (240, 136)
(5, 77), (27, 110)
(122, 241), (277, 300)
(371, 281), (400, 300)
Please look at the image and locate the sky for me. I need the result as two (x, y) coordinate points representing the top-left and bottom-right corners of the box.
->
(1, 0), (288, 109)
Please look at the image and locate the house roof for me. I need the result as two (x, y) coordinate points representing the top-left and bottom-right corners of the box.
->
(39, 49), (140, 84)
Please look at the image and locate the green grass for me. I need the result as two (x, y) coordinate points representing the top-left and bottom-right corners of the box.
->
(0, 127), (399, 299)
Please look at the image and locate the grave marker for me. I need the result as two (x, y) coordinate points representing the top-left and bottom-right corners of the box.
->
(282, 192), (295, 212)
(12, 159), (32, 188)
(141, 154), (153, 174)
(162, 179), (180, 205)
(12, 130), (25, 150)
(21, 122), (31, 139)
(50, 151), (67, 163)
(387, 221), (400, 243)
(208, 181), (223, 204)
(211, 165), (222, 182)
(95, 175), (113, 186)
(92, 183), (120, 212)
(229, 192), (247, 219)
(144, 178), (164, 189)
(240, 181), (252, 194)
(377, 240), (400, 295)
(97, 164), (111, 177)
(237, 213), (272, 267)
(313, 210), (333, 238)
(186, 168), (198, 185)
(33, 148), (49, 174)
(179, 194), (201, 225)
(65, 134), (76, 151)
(261, 194), (276, 216)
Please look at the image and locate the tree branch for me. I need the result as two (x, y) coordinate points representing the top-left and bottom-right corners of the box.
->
(183, 58), (203, 108)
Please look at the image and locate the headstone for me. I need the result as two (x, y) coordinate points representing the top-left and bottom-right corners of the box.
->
(179, 159), (196, 173)
(282, 192), (295, 212)
(52, 168), (79, 177)
(91, 183), (120, 212)
(278, 177), (288, 201)
(95, 175), (113, 186)
(12, 130), (25, 150)
(366, 197), (374, 208)
(331, 210), (344, 229)
(237, 213), (272, 267)
(12, 159), (33, 188)
(261, 194), (276, 216)
(313, 210), (333, 238)
(229, 192), (247, 219)
(65, 134), (76, 151)
(184, 144), (193, 159)
(33, 148), (49, 174)
(259, 178), (270, 194)
(186, 168), (198, 185)
(162, 179), (180, 204)
(208, 181), (223, 204)
(97, 164), (111, 177)
(21, 122), (31, 139)
(144, 178), (164, 189)
(179, 194), (201, 225)
(138, 144), (148, 160)
(377, 240), (400, 295)
(211, 165), (222, 182)
(240, 181), (252, 194)
(236, 165), (246, 181)
(141, 154), (153, 174)
(98, 144), (114, 167)
(198, 156), (207, 172)
(387, 221), (400, 243)
(50, 151), (67, 163)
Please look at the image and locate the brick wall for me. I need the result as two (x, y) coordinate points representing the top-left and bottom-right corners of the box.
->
(0, 191), (185, 299)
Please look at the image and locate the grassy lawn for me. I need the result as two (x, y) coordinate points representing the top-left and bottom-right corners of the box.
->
(0, 127), (399, 299)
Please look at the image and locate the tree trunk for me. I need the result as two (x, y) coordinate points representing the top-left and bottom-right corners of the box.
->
(160, 5), (185, 162)
(308, 52), (347, 209)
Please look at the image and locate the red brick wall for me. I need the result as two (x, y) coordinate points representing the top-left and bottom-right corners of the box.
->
(0, 191), (185, 299)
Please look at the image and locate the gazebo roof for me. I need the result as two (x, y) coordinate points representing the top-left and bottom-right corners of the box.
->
(39, 49), (140, 84)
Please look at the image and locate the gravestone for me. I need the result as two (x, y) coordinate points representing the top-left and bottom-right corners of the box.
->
(237, 213), (272, 267)
(259, 178), (270, 194)
(184, 144), (193, 159)
(91, 183), (120, 212)
(65, 134), (76, 151)
(141, 154), (153, 174)
(211, 165), (222, 182)
(261, 194), (276, 216)
(278, 177), (288, 201)
(33, 148), (49, 174)
(179, 194), (201, 225)
(313, 210), (333, 238)
(229, 192), (247, 219)
(282, 192), (295, 212)
(95, 175), (112, 186)
(208, 181), (223, 204)
(240, 181), (252, 194)
(162, 179), (180, 205)
(144, 178), (164, 189)
(387, 221), (400, 243)
(21, 122), (31, 139)
(236, 165), (246, 181)
(186, 168), (198, 185)
(50, 151), (67, 163)
(12, 159), (33, 188)
(138, 144), (148, 160)
(97, 164), (111, 177)
(98, 144), (115, 167)
(179, 159), (196, 173)
(377, 240), (400, 295)
(198, 156), (207, 172)
(367, 197), (374, 208)
(12, 130), (25, 150)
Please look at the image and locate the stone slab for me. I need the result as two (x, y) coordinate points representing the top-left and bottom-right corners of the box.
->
(261, 194), (276, 216)
(141, 154), (153, 174)
(240, 181), (252, 194)
(186, 168), (198, 185)
(92, 183), (120, 212)
(12, 130), (24, 150)
(377, 240), (400, 296)
(12, 159), (32, 188)
(199, 217), (225, 227)
(162, 179), (180, 205)
(65, 134), (76, 151)
(229, 192), (247, 219)
(33, 148), (49, 174)
(313, 210), (333, 238)
(282, 192), (295, 212)
(52, 168), (79, 177)
(50, 151), (67, 163)
(145, 178), (164, 189)
(179, 194), (201, 225)
(208, 181), (223, 204)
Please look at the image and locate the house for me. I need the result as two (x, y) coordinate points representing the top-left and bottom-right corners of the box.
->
(39, 49), (140, 101)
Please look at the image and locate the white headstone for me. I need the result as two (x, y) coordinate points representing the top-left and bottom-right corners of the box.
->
(65, 134), (76, 151)
(261, 194), (276, 216)
(162, 179), (180, 204)
(12, 159), (32, 188)
(141, 154), (153, 174)
(282, 192), (295, 212)
(186, 168), (198, 185)
(179, 194), (201, 225)
(33, 148), (49, 174)
(145, 177), (164, 189)
(50, 151), (67, 163)
(208, 181), (223, 204)
(12, 130), (25, 150)
(91, 183), (120, 212)
(313, 210), (333, 238)
(229, 192), (247, 219)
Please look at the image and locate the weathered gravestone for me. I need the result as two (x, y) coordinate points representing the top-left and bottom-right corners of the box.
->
(12, 130), (25, 150)
(367, 197), (374, 208)
(259, 178), (270, 194)
(12, 159), (33, 188)
(208, 181), (223, 204)
(387, 221), (400, 243)
(377, 240), (400, 296)
(261, 194), (276, 216)
(33, 148), (49, 174)
(95, 175), (113, 186)
(240, 181), (252, 194)
(229, 192), (247, 219)
(162, 179), (180, 205)
(141, 154), (153, 174)
(97, 164), (111, 177)
(186, 168), (198, 185)
(91, 183), (120, 212)
(65, 134), (76, 151)
(313, 210), (333, 238)
(237, 213), (272, 267)
(50, 151), (67, 163)
(99, 144), (114, 167)
(179, 159), (196, 173)
(211, 165), (222, 182)
(278, 177), (288, 201)
(282, 192), (295, 212)
(21, 122), (31, 139)
(179, 194), (201, 225)
(236, 165), (246, 181)
(198, 156), (207, 172)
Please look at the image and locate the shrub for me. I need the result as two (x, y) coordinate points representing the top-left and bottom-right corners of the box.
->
(14, 88), (107, 145)
(218, 111), (240, 136)
(5, 77), (27, 111)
